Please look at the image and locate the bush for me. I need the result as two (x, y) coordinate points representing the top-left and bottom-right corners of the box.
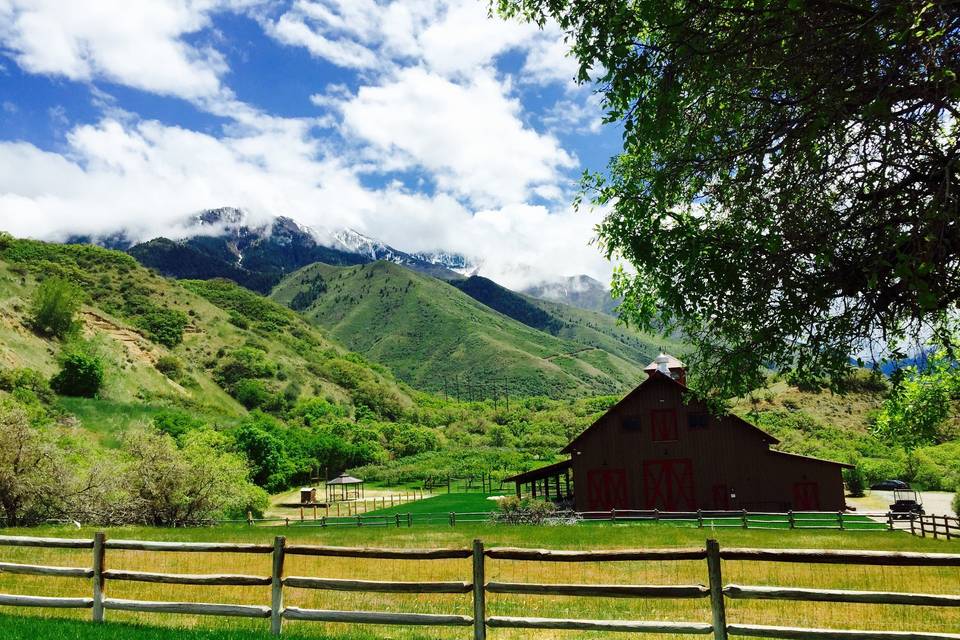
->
(153, 409), (205, 440)
(154, 355), (184, 380)
(233, 378), (274, 410)
(30, 277), (83, 338)
(215, 347), (276, 386)
(953, 491), (959, 517)
(135, 306), (188, 348)
(493, 496), (568, 524)
(0, 368), (56, 404)
(50, 351), (104, 397)
(843, 464), (866, 497)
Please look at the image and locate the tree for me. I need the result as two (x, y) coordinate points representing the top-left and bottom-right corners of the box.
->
(0, 401), (66, 526)
(873, 353), (959, 449)
(30, 277), (82, 338)
(51, 349), (104, 397)
(495, 0), (960, 396)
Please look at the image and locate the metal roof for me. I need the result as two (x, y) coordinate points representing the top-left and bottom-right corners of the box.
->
(326, 473), (363, 485)
(643, 353), (685, 371)
(503, 459), (572, 483)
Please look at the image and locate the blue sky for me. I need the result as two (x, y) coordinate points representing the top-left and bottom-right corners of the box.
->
(0, 0), (622, 288)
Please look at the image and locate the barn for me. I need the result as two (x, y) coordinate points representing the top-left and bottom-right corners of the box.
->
(506, 354), (851, 513)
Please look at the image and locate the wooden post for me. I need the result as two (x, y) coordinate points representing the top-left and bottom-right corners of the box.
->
(271, 536), (286, 635)
(931, 515), (939, 540)
(697, 510), (703, 529)
(395, 513), (401, 528)
(299, 507), (304, 522)
(920, 514), (926, 537)
(741, 509), (748, 529)
(788, 510), (795, 529)
(247, 510), (253, 526)
(945, 515), (952, 541)
(887, 512), (893, 531)
(837, 511), (844, 531)
(472, 539), (486, 640)
(654, 509), (660, 522)
(611, 509), (617, 522)
(450, 512), (456, 527)
(706, 539), (728, 640)
(313, 505), (317, 521)
(285, 517), (289, 527)
(910, 513), (916, 536)
(337, 503), (341, 517)
(92, 532), (105, 623)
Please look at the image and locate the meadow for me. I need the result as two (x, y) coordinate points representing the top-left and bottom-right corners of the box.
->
(0, 522), (956, 640)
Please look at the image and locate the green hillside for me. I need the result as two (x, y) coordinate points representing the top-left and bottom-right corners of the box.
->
(270, 261), (651, 398)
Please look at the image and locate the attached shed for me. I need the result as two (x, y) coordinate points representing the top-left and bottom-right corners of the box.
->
(512, 354), (852, 513)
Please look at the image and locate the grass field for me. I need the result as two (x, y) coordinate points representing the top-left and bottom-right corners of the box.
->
(0, 522), (956, 639)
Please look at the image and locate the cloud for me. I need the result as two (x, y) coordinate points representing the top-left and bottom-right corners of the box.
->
(0, 114), (611, 287)
(334, 67), (576, 207)
(0, 0), (255, 102)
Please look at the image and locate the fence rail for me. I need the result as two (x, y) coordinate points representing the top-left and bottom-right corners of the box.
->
(0, 533), (957, 639)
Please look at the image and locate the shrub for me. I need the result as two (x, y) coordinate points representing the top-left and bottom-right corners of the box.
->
(50, 351), (104, 398)
(30, 277), (83, 338)
(0, 368), (56, 404)
(953, 491), (959, 517)
(493, 496), (566, 524)
(233, 378), (273, 410)
(0, 231), (12, 250)
(215, 347), (276, 387)
(154, 355), (184, 380)
(136, 306), (188, 348)
(153, 409), (205, 440)
(843, 464), (866, 497)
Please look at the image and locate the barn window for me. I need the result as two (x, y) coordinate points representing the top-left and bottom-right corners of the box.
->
(687, 413), (709, 429)
(650, 409), (678, 441)
(622, 417), (642, 430)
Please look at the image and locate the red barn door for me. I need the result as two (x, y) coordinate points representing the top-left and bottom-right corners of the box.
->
(586, 469), (628, 511)
(643, 459), (695, 511)
(793, 482), (820, 510)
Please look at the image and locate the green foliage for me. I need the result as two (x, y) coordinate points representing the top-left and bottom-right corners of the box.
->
(494, 496), (559, 524)
(30, 277), (82, 338)
(495, 0), (960, 397)
(0, 368), (56, 405)
(232, 379), (275, 410)
(234, 417), (294, 491)
(153, 409), (206, 440)
(215, 347), (277, 387)
(874, 355), (959, 449)
(381, 422), (441, 457)
(154, 355), (184, 380)
(133, 305), (188, 348)
(843, 464), (866, 498)
(953, 491), (960, 517)
(51, 346), (105, 398)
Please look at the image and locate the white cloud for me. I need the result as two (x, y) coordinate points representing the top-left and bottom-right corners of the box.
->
(0, 115), (611, 287)
(0, 0), (255, 102)
(336, 67), (575, 206)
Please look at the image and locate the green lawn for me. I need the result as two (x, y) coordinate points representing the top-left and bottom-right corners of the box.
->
(361, 492), (500, 515)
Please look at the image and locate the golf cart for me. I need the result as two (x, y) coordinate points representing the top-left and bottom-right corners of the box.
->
(889, 489), (924, 519)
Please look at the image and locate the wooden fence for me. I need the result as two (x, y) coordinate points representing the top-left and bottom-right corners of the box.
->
(0, 533), (958, 639)
(258, 509), (959, 539)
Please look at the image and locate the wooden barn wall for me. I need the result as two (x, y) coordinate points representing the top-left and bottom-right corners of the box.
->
(570, 376), (846, 512)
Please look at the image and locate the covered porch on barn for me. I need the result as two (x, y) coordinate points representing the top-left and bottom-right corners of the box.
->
(504, 459), (573, 503)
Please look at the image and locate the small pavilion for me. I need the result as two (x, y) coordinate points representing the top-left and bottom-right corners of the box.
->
(325, 473), (365, 503)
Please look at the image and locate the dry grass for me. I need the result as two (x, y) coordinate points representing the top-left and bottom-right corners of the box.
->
(0, 523), (956, 639)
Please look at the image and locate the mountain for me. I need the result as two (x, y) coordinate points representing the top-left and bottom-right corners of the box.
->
(270, 261), (650, 398)
(524, 275), (620, 316)
(0, 236), (421, 441)
(121, 208), (461, 292)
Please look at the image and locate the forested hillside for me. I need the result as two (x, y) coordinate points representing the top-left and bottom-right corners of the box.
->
(270, 261), (655, 398)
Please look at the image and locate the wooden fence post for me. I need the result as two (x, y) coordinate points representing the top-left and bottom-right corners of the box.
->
(92, 532), (105, 623)
(931, 516), (939, 540)
(945, 515), (952, 541)
(910, 513), (916, 536)
(741, 510), (748, 529)
(395, 513), (401, 528)
(407, 512), (412, 527)
(837, 511), (844, 530)
(887, 512), (893, 531)
(920, 515), (926, 537)
(472, 539), (486, 640)
(788, 510), (795, 529)
(271, 536), (286, 635)
(706, 539), (728, 640)
(247, 510), (253, 526)
(611, 509), (617, 522)
(697, 510), (703, 528)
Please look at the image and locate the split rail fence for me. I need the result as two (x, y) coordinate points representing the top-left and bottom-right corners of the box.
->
(0, 533), (958, 639)
(254, 508), (960, 540)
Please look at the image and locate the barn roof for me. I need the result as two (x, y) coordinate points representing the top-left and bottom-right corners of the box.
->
(643, 354), (685, 371)
(503, 459), (571, 483)
(769, 450), (854, 469)
(326, 473), (363, 485)
(561, 370), (779, 454)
